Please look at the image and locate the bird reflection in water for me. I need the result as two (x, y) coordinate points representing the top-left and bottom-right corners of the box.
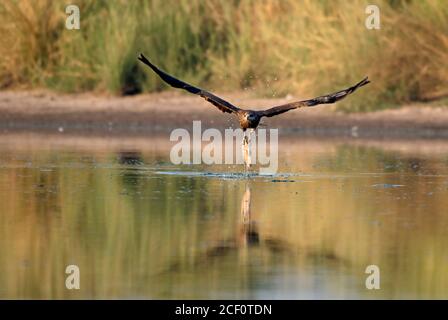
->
(162, 183), (348, 276)
(204, 183), (291, 258)
(239, 185), (259, 246)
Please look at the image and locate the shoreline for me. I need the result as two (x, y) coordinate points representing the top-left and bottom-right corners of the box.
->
(1, 90), (448, 139)
(2, 132), (448, 160)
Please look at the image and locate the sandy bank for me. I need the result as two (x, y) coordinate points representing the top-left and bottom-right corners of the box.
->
(1, 90), (448, 138)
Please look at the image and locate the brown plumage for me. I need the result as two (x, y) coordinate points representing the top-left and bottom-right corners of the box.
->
(138, 53), (370, 130)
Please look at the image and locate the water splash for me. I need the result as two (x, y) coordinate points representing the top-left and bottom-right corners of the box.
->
(155, 170), (300, 181)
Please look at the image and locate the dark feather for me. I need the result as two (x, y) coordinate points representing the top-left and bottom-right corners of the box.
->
(262, 77), (370, 117)
(138, 54), (240, 114)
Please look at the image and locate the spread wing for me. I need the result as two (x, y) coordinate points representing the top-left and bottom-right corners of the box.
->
(138, 54), (241, 114)
(261, 77), (370, 117)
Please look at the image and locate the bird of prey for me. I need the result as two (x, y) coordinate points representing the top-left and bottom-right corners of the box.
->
(138, 53), (370, 131)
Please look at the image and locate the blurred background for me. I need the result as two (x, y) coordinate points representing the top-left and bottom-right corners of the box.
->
(0, 0), (447, 111)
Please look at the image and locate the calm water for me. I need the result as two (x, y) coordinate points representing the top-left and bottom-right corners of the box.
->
(1, 134), (448, 299)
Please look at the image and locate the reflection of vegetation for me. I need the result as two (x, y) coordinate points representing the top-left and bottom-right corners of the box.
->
(314, 144), (436, 174)
(0, 1), (447, 109)
(117, 151), (144, 166)
(1, 143), (448, 298)
(117, 151), (145, 193)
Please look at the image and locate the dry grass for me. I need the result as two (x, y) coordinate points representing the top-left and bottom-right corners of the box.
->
(0, 0), (447, 111)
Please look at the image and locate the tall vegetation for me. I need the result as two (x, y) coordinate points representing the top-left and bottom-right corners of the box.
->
(0, 0), (447, 110)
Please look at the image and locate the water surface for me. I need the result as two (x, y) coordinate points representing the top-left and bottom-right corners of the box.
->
(0, 134), (448, 299)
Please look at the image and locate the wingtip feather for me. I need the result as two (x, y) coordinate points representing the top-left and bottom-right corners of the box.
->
(357, 76), (370, 88)
(137, 53), (151, 66)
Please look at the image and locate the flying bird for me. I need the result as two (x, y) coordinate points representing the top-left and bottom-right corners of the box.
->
(138, 53), (370, 131)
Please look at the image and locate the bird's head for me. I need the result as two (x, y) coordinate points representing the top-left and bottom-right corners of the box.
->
(246, 113), (258, 122)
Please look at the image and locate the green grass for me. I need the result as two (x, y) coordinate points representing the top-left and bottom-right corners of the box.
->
(0, 0), (447, 111)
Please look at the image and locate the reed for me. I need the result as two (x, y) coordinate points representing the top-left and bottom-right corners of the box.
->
(0, 0), (447, 110)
